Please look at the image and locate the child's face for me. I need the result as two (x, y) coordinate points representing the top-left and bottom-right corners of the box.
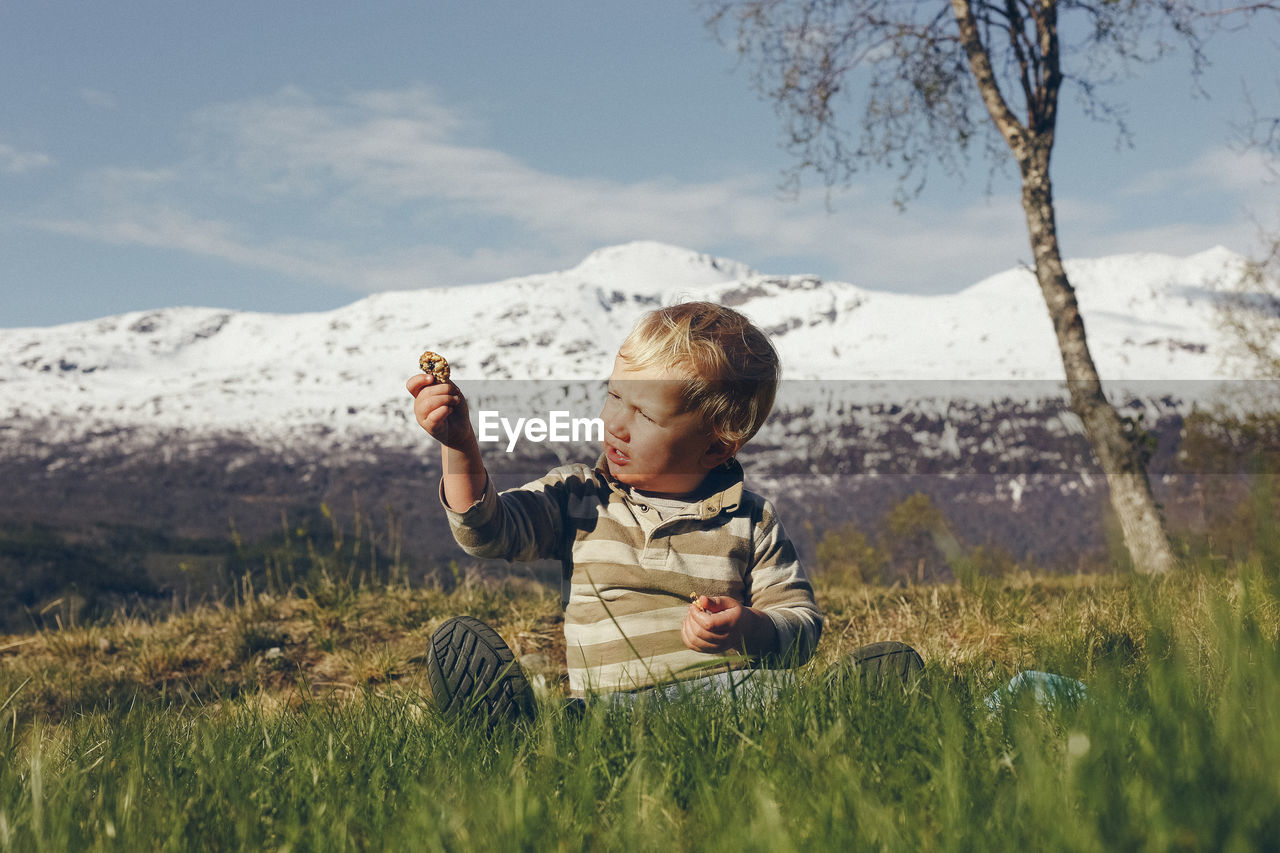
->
(600, 356), (731, 498)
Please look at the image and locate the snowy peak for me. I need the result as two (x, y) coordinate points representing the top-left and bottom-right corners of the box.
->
(0, 242), (1273, 446)
(569, 241), (756, 291)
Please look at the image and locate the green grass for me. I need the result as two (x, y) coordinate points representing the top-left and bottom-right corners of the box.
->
(2, 565), (1280, 850)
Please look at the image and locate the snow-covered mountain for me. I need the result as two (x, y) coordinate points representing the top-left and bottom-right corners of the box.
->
(0, 240), (1273, 607)
(0, 240), (1263, 451)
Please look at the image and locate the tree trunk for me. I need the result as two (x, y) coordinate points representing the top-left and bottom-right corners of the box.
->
(949, 0), (1176, 574)
(1019, 151), (1176, 575)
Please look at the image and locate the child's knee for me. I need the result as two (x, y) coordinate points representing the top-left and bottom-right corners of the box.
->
(832, 640), (925, 691)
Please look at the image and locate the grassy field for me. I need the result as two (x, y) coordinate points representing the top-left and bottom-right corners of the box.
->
(2, 559), (1279, 850)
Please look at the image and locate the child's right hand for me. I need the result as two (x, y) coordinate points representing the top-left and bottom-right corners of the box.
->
(406, 373), (476, 450)
(682, 595), (778, 657)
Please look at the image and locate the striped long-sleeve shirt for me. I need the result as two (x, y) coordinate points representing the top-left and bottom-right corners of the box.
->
(441, 456), (822, 696)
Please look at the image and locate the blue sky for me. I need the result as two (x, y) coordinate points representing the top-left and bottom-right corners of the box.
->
(2, 1), (1276, 328)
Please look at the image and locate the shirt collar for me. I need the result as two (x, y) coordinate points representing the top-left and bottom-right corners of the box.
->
(593, 454), (744, 519)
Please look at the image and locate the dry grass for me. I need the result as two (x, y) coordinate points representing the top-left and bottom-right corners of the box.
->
(2, 566), (1276, 730)
(0, 573), (562, 726)
(816, 572), (1146, 669)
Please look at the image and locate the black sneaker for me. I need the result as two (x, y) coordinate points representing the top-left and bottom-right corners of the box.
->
(828, 641), (925, 693)
(427, 616), (536, 724)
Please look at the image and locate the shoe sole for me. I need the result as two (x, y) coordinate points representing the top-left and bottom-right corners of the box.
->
(427, 616), (535, 723)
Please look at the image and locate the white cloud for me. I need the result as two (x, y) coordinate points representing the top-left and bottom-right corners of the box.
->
(1063, 219), (1271, 261)
(27, 85), (1270, 297)
(0, 143), (53, 174)
(173, 86), (1044, 289)
(1053, 186), (1271, 263)
(183, 86), (780, 239)
(35, 207), (352, 285)
(33, 203), (577, 294)
(28, 86), (859, 288)
(1121, 145), (1275, 200)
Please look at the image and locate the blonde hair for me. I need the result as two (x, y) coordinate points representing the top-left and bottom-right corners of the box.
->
(618, 301), (780, 449)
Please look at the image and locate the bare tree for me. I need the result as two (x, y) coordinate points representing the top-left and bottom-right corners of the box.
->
(1221, 73), (1280, 382)
(705, 0), (1277, 574)
(1218, 234), (1280, 382)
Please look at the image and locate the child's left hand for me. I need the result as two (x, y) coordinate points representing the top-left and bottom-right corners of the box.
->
(681, 596), (777, 657)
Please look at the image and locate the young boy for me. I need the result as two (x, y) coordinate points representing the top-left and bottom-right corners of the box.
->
(408, 302), (861, 721)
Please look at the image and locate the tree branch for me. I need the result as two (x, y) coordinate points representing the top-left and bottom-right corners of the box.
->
(999, 0), (1040, 121)
(951, 0), (1029, 151)
(1195, 3), (1280, 16)
(1033, 0), (1062, 139)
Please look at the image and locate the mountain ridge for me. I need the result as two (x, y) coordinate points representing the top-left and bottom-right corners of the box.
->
(0, 241), (1262, 451)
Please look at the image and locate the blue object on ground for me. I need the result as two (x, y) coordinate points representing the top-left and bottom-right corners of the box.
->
(984, 670), (1088, 713)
